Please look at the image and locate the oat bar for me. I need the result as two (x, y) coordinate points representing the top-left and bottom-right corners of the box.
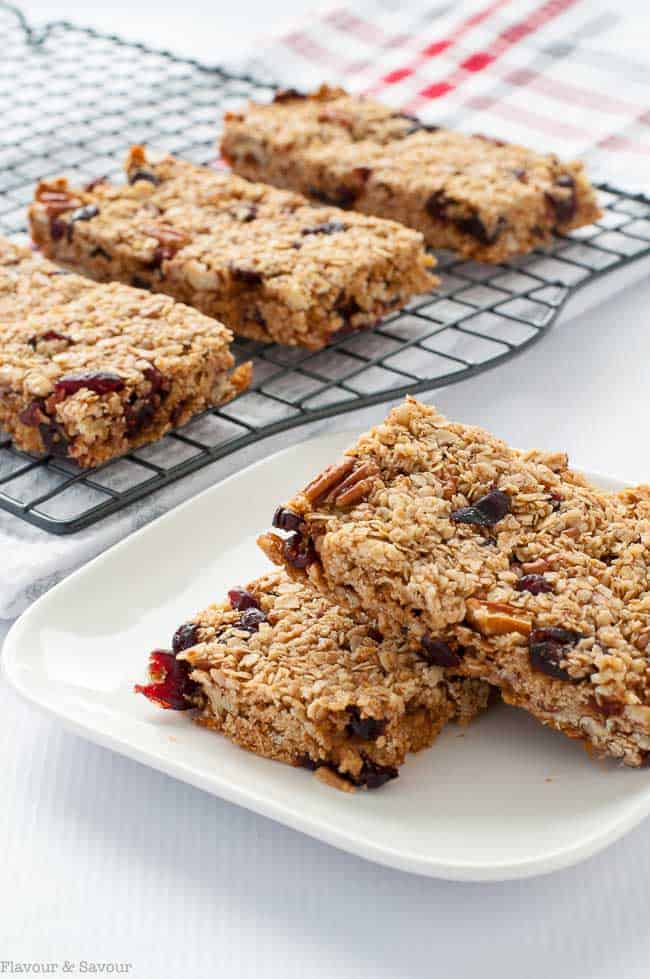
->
(135, 569), (490, 790)
(260, 399), (650, 766)
(222, 85), (602, 263)
(29, 147), (436, 350)
(0, 238), (250, 468)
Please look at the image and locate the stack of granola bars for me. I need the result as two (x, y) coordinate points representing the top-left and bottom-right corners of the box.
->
(137, 398), (650, 787)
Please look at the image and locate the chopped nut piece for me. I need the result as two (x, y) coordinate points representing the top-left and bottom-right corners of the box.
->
(466, 599), (532, 637)
(314, 767), (356, 792)
(335, 477), (376, 508)
(302, 458), (355, 504)
(329, 461), (379, 505)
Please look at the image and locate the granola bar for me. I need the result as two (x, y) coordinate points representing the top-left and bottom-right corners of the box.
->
(221, 85), (602, 263)
(135, 569), (490, 790)
(29, 147), (436, 350)
(260, 398), (650, 766)
(0, 238), (250, 468)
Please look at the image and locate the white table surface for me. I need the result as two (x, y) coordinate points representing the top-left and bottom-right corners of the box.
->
(3, 2), (650, 976)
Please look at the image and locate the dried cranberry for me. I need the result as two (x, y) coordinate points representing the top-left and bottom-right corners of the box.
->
(351, 166), (372, 182)
(54, 371), (125, 397)
(237, 607), (267, 633)
(273, 88), (306, 102)
(228, 587), (260, 611)
(419, 637), (462, 667)
(172, 622), (199, 654)
(529, 628), (582, 681)
(456, 213), (506, 246)
(308, 186), (356, 208)
(425, 189), (450, 221)
(354, 757), (398, 789)
(451, 489), (511, 527)
(346, 706), (386, 741)
(67, 204), (99, 241)
(28, 330), (69, 349)
(230, 266), (263, 286)
(238, 204), (258, 222)
(147, 250), (163, 271)
(124, 400), (156, 435)
(170, 401), (188, 426)
(84, 176), (107, 192)
(144, 366), (167, 396)
(336, 296), (362, 320)
(591, 696), (624, 718)
(50, 218), (66, 241)
(426, 190), (505, 243)
(515, 574), (552, 595)
(19, 400), (46, 427)
(296, 754), (397, 788)
(545, 174), (576, 224)
(129, 169), (160, 186)
(272, 506), (302, 532)
(301, 221), (349, 236)
(135, 649), (195, 710)
(39, 420), (69, 457)
(283, 532), (316, 569)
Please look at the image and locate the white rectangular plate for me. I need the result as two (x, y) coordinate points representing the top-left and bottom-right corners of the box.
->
(4, 430), (650, 882)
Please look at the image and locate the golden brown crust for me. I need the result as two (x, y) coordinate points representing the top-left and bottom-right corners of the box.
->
(0, 238), (247, 467)
(171, 570), (490, 788)
(29, 148), (437, 350)
(222, 86), (602, 263)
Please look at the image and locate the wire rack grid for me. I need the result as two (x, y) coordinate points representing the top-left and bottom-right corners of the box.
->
(0, 3), (649, 534)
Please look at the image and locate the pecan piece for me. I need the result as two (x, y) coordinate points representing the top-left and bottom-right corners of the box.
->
(273, 88), (306, 103)
(520, 557), (554, 574)
(35, 183), (81, 218)
(466, 599), (532, 637)
(142, 223), (190, 260)
(317, 108), (354, 129)
(335, 478), (375, 508)
(257, 532), (285, 566)
(302, 458), (355, 504)
(329, 461), (379, 507)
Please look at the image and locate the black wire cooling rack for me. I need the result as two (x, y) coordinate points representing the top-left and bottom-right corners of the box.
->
(1, 3), (650, 535)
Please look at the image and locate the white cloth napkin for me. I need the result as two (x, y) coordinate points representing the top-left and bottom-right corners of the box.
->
(232, 0), (650, 195)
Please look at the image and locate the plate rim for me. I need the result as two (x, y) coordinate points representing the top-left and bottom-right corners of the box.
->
(2, 429), (646, 882)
